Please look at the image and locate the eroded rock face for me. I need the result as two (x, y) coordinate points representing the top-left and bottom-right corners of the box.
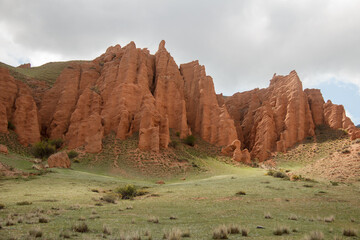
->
(304, 89), (325, 126)
(0, 67), (40, 145)
(323, 100), (360, 140)
(224, 71), (315, 161)
(17, 63), (31, 69)
(180, 61), (237, 146)
(47, 152), (71, 168)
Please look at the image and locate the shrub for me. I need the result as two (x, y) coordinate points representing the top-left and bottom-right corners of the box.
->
(48, 138), (64, 149)
(72, 222), (89, 233)
(343, 228), (357, 237)
(32, 141), (56, 159)
(183, 135), (196, 146)
(115, 184), (138, 199)
(303, 231), (324, 240)
(212, 225), (228, 239)
(29, 227), (43, 238)
(67, 150), (79, 159)
(181, 230), (191, 238)
(7, 121), (15, 130)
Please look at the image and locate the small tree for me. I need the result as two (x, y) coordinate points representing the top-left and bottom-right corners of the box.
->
(32, 141), (56, 159)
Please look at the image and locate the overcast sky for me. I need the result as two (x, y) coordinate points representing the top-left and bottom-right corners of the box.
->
(0, 0), (359, 124)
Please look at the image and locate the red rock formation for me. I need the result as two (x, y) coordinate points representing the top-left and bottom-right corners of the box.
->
(180, 61), (237, 146)
(47, 152), (71, 168)
(323, 100), (360, 140)
(39, 63), (82, 139)
(224, 71), (315, 161)
(305, 89), (325, 126)
(0, 67), (18, 133)
(17, 63), (31, 69)
(65, 88), (104, 153)
(0, 67), (40, 145)
(154, 40), (189, 138)
(12, 83), (41, 146)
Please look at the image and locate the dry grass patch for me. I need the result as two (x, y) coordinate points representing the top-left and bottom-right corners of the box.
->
(303, 231), (324, 240)
(273, 226), (290, 236)
(29, 227), (43, 238)
(212, 225), (228, 239)
(72, 222), (89, 233)
(343, 228), (357, 237)
(147, 216), (159, 223)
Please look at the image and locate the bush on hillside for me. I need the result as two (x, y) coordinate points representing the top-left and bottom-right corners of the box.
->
(183, 135), (196, 146)
(32, 141), (56, 159)
(67, 150), (79, 159)
(48, 138), (64, 149)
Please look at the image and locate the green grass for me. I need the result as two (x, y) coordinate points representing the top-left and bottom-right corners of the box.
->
(0, 60), (87, 86)
(0, 151), (359, 239)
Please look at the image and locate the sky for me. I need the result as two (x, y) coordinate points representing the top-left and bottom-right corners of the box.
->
(0, 0), (359, 124)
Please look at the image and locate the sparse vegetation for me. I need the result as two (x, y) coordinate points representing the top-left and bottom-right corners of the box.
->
(288, 214), (298, 220)
(183, 135), (196, 146)
(235, 190), (246, 195)
(115, 184), (148, 199)
(0, 203), (4, 210)
(264, 212), (272, 219)
(32, 141), (56, 159)
(324, 215), (335, 223)
(48, 138), (64, 149)
(67, 150), (79, 159)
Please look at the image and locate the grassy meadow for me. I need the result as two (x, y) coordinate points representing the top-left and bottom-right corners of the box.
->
(0, 148), (359, 239)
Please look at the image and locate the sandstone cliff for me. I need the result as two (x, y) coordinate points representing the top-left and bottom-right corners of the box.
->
(0, 67), (40, 145)
(1, 41), (358, 163)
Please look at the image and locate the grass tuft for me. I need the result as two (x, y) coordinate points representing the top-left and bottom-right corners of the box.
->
(147, 216), (159, 223)
(343, 228), (357, 237)
(72, 222), (89, 233)
(212, 225), (228, 239)
(273, 226), (290, 235)
(29, 227), (43, 238)
(303, 231), (324, 240)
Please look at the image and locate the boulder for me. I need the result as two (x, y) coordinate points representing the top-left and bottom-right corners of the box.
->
(47, 152), (71, 168)
(0, 144), (8, 154)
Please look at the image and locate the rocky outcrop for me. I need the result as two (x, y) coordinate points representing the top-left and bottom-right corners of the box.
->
(2, 41), (358, 161)
(323, 100), (360, 140)
(224, 71), (315, 161)
(221, 140), (251, 164)
(304, 89), (325, 126)
(180, 61), (237, 146)
(154, 40), (189, 138)
(17, 63), (31, 69)
(0, 144), (8, 154)
(47, 152), (71, 168)
(0, 67), (40, 145)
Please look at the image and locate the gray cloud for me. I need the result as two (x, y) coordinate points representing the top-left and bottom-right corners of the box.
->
(1, 0), (360, 97)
